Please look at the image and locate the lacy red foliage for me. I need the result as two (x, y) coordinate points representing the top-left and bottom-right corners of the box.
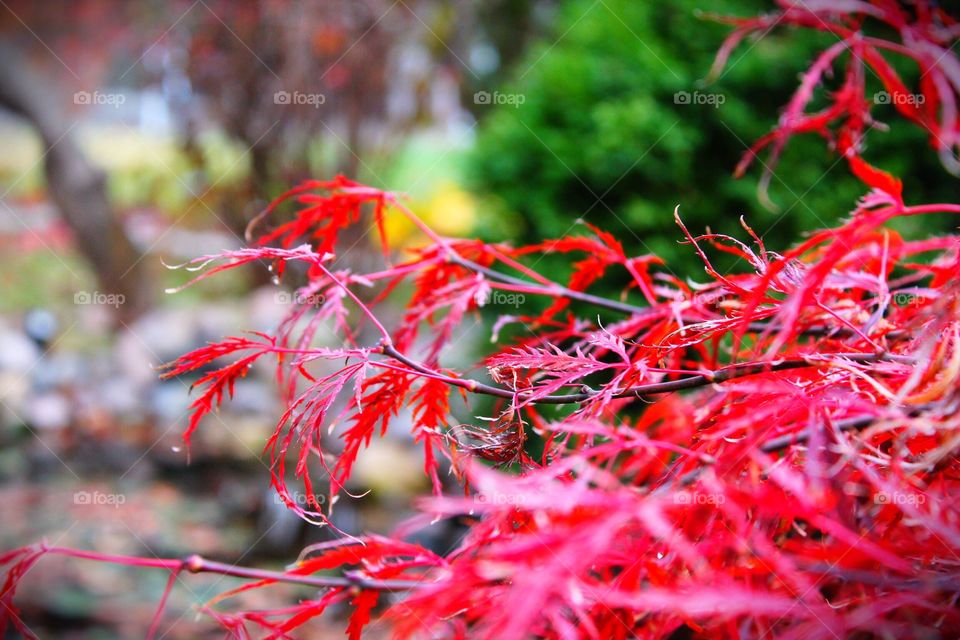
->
(4, 2), (960, 638)
(248, 176), (392, 266)
(160, 332), (278, 447)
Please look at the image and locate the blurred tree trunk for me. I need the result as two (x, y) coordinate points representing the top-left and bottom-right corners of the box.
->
(0, 45), (151, 322)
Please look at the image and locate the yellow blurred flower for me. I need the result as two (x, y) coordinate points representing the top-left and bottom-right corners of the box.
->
(384, 180), (476, 249)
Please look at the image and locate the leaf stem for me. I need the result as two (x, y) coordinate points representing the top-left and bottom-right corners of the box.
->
(40, 545), (424, 592)
(380, 345), (911, 405)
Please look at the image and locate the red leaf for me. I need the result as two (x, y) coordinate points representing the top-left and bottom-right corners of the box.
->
(346, 590), (379, 640)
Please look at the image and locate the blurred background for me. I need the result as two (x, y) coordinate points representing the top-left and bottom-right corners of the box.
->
(0, 0), (955, 637)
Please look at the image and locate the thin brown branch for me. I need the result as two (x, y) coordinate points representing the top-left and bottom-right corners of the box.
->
(183, 555), (424, 592)
(381, 344), (912, 405)
(447, 252), (646, 316)
(41, 546), (424, 593)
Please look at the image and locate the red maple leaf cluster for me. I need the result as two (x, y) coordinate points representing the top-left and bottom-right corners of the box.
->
(4, 2), (960, 638)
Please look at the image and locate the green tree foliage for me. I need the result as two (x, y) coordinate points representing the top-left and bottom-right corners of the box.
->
(468, 0), (957, 279)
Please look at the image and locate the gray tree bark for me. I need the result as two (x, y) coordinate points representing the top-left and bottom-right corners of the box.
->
(0, 44), (150, 322)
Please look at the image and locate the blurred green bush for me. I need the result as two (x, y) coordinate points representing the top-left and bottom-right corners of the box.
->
(468, 0), (958, 280)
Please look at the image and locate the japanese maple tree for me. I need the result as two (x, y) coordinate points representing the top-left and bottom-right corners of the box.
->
(4, 1), (960, 638)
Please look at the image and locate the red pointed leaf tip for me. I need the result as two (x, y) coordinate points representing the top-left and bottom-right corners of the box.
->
(346, 590), (379, 640)
(846, 151), (904, 202)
